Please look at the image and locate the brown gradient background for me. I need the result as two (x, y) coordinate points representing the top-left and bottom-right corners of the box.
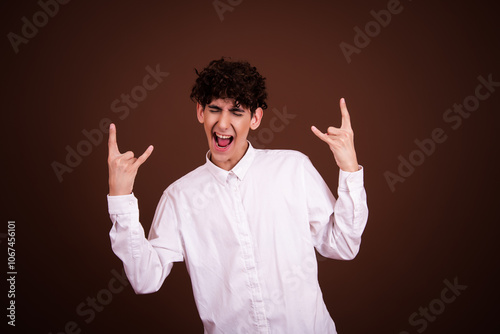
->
(2, 0), (500, 333)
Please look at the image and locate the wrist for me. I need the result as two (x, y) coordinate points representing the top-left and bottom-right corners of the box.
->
(109, 187), (132, 196)
(339, 163), (359, 173)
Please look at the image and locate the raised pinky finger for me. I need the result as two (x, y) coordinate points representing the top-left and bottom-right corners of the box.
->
(134, 145), (154, 167)
(311, 126), (330, 143)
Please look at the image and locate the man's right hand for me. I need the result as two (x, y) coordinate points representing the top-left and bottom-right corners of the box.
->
(108, 123), (154, 196)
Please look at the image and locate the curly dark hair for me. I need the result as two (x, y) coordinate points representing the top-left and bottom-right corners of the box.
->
(190, 57), (268, 115)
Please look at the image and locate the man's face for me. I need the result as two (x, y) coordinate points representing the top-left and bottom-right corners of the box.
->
(197, 98), (262, 171)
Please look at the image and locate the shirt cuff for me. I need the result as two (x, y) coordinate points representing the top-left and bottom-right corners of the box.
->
(107, 193), (138, 215)
(338, 165), (364, 191)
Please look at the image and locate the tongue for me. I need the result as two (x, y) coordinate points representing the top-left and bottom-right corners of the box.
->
(218, 137), (231, 147)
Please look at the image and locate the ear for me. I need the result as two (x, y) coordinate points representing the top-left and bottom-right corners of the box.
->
(250, 107), (263, 130)
(196, 103), (204, 124)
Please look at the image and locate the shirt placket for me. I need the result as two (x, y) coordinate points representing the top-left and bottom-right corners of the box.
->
(227, 172), (270, 333)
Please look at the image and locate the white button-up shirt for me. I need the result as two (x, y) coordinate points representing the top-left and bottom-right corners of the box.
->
(108, 143), (368, 333)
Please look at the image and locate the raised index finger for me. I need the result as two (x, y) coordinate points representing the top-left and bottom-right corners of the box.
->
(339, 98), (352, 130)
(108, 123), (120, 156)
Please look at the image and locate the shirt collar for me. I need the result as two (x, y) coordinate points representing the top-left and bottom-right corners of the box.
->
(205, 141), (256, 184)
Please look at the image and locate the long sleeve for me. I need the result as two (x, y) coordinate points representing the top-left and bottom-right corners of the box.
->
(107, 192), (184, 294)
(305, 158), (368, 260)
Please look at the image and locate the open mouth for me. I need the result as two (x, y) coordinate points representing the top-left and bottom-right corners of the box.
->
(214, 132), (234, 151)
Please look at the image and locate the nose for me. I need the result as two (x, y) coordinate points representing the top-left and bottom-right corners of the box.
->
(218, 111), (231, 130)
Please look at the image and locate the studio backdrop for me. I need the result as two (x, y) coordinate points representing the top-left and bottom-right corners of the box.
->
(3, 0), (500, 333)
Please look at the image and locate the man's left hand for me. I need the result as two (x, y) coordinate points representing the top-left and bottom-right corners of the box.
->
(311, 98), (359, 172)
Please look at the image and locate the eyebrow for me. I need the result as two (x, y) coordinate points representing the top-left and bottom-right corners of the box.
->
(208, 105), (245, 112)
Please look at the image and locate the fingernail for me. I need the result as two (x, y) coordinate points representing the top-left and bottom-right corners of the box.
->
(341, 98), (345, 103)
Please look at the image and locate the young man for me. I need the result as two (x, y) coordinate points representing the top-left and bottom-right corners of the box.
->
(107, 58), (368, 333)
